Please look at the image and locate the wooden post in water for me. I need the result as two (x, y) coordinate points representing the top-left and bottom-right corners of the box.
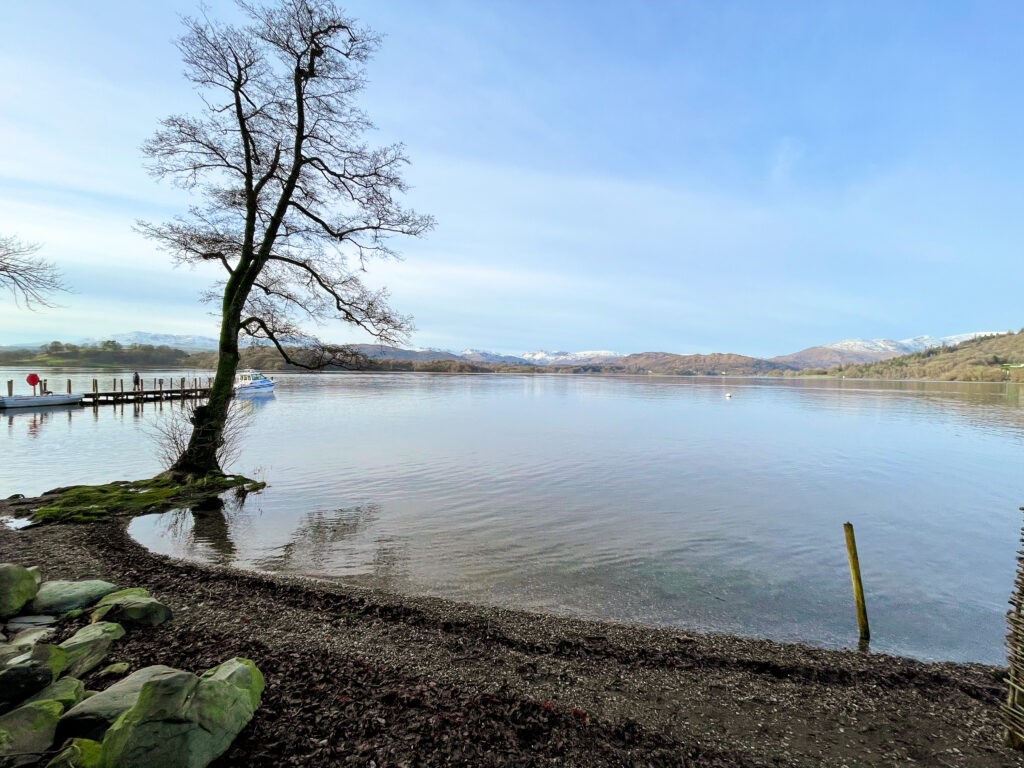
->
(120, 379), (124, 393)
(843, 522), (870, 647)
(92, 379), (98, 394)
(6, 380), (12, 396)
(67, 379), (71, 394)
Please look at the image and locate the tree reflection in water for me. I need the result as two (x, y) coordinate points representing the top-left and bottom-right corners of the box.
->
(157, 497), (406, 584)
(159, 492), (251, 566)
(252, 505), (408, 586)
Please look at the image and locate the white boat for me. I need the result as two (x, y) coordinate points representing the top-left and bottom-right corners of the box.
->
(0, 393), (85, 409)
(233, 369), (275, 393)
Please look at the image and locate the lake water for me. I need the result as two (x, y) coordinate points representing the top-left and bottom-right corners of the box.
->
(3, 367), (1023, 664)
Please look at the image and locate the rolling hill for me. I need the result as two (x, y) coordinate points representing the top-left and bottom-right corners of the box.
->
(596, 352), (790, 376)
(826, 331), (1024, 381)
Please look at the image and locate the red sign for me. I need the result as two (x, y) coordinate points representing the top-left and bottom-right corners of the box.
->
(26, 373), (40, 387)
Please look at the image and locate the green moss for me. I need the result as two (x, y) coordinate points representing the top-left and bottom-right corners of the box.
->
(95, 588), (150, 607)
(30, 699), (64, 727)
(30, 475), (260, 524)
(45, 736), (102, 768)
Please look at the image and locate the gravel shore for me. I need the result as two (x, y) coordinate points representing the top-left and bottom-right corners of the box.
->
(2, 517), (1022, 767)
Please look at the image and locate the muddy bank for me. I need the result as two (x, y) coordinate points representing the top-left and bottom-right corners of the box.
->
(1, 518), (1022, 767)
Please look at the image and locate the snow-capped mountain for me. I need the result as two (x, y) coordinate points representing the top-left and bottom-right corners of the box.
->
(459, 349), (533, 364)
(823, 332), (1001, 357)
(772, 331), (1002, 368)
(520, 350), (620, 365)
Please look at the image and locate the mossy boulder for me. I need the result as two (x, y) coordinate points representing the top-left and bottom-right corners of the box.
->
(31, 581), (117, 615)
(25, 677), (85, 711)
(59, 623), (124, 677)
(0, 644), (67, 714)
(93, 589), (148, 606)
(199, 658), (264, 711)
(0, 698), (63, 767)
(45, 738), (102, 768)
(99, 658), (263, 768)
(91, 596), (171, 628)
(56, 666), (180, 743)
(0, 564), (39, 619)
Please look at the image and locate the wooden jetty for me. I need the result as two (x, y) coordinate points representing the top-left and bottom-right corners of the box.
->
(5, 377), (213, 407)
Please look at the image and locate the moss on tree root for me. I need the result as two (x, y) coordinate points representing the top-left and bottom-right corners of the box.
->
(27, 475), (265, 524)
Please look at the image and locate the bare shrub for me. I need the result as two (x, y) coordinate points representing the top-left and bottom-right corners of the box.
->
(149, 398), (255, 472)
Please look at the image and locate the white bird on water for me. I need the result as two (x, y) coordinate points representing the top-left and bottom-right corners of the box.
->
(725, 392), (732, 398)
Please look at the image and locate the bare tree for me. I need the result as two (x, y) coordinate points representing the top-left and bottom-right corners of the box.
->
(0, 235), (66, 308)
(139, 0), (433, 478)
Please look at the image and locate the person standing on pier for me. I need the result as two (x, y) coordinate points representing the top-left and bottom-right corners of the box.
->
(132, 371), (141, 391)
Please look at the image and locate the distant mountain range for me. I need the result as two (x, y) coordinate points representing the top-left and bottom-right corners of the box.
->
(93, 332), (222, 351)
(769, 332), (1002, 369)
(352, 333), (1001, 370)
(0, 330), (1004, 371)
(0, 332), (223, 352)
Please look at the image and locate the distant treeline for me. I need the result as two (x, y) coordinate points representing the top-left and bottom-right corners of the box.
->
(0, 340), (190, 367)
(186, 347), (568, 373)
(12, 333), (1024, 382)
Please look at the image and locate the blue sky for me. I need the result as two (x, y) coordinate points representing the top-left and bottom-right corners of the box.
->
(2, 1), (1022, 357)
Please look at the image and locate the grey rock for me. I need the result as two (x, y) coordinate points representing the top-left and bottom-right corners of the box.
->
(0, 644), (25, 668)
(31, 581), (117, 614)
(5, 615), (57, 633)
(9, 626), (57, 648)
(59, 622), (124, 677)
(0, 563), (39, 618)
(0, 699), (63, 767)
(99, 658), (264, 768)
(0, 627), (57, 667)
(56, 665), (180, 743)
(96, 662), (130, 678)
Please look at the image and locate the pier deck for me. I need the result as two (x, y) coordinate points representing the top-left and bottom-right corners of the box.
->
(5, 376), (213, 407)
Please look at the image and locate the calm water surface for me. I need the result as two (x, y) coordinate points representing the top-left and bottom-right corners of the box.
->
(3, 367), (1023, 664)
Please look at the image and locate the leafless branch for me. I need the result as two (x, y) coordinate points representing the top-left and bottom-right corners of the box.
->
(0, 235), (68, 309)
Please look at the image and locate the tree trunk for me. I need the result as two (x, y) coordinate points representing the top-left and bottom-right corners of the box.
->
(167, 312), (242, 479)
